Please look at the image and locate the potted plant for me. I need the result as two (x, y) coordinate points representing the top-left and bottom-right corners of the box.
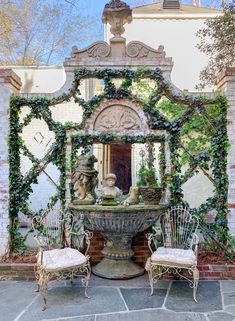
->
(137, 142), (162, 205)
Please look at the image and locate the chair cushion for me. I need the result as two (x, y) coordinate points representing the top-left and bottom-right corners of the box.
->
(37, 247), (87, 271)
(151, 247), (196, 266)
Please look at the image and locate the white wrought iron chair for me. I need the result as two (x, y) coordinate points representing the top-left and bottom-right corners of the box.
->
(145, 206), (199, 301)
(32, 208), (93, 310)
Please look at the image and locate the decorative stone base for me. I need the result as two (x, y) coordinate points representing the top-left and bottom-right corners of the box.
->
(92, 258), (145, 279)
(73, 199), (95, 205)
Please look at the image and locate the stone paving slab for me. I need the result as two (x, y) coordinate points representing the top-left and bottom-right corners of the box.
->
(89, 275), (170, 289)
(120, 287), (167, 310)
(224, 292), (235, 306)
(221, 281), (235, 293)
(225, 306), (235, 317)
(207, 311), (235, 321)
(95, 310), (208, 321)
(18, 286), (127, 321)
(1, 278), (235, 321)
(44, 317), (95, 321)
(0, 281), (37, 321)
(165, 281), (222, 312)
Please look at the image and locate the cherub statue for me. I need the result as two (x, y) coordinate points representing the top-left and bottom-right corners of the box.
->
(72, 154), (98, 205)
(102, 173), (122, 199)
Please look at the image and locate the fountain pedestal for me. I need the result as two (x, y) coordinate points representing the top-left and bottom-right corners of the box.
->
(69, 204), (168, 279)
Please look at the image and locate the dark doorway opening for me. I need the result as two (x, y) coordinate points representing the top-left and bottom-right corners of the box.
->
(110, 143), (131, 195)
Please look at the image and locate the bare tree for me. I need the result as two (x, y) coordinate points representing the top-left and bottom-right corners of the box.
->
(0, 0), (97, 65)
(197, 2), (235, 88)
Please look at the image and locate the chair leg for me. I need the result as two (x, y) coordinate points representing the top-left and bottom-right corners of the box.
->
(192, 267), (199, 303)
(39, 270), (49, 311)
(35, 283), (40, 292)
(145, 258), (155, 296)
(149, 268), (154, 296)
(70, 275), (74, 286)
(82, 263), (91, 299)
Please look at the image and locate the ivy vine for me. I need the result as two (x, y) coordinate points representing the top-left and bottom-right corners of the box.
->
(8, 67), (230, 256)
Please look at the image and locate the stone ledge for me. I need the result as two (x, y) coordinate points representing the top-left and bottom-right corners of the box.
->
(0, 68), (22, 91)
(1, 263), (235, 281)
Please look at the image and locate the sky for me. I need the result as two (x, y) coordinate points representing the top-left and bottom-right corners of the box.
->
(78, 0), (214, 17)
(77, 0), (196, 45)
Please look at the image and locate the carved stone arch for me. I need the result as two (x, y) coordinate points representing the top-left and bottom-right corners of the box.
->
(84, 99), (150, 135)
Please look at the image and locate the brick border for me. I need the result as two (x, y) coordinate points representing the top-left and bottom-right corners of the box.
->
(0, 263), (235, 281)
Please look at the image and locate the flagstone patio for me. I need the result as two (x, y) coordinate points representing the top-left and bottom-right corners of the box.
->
(1, 274), (235, 321)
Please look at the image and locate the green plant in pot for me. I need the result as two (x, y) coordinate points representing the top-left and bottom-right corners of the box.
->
(137, 142), (162, 205)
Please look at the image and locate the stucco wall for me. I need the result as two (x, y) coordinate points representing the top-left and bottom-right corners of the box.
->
(105, 17), (217, 91)
(10, 66), (65, 93)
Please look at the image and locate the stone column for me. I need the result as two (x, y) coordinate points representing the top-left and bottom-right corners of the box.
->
(0, 69), (21, 257)
(217, 67), (235, 235)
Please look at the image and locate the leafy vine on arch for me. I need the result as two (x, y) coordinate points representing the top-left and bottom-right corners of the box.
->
(8, 67), (230, 255)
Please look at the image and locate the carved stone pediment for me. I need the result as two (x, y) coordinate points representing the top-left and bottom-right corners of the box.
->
(84, 99), (151, 135)
(94, 105), (141, 132)
(126, 42), (166, 59)
(71, 41), (111, 59)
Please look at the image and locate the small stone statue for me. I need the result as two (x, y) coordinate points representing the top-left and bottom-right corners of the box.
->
(102, 173), (122, 199)
(72, 154), (98, 205)
(123, 186), (140, 206)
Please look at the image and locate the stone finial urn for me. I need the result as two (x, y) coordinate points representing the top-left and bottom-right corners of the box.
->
(102, 0), (132, 42)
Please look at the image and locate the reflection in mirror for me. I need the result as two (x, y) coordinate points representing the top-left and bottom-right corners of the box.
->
(91, 143), (161, 195)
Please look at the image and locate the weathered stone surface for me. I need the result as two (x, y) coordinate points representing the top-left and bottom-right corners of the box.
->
(224, 292), (235, 306)
(224, 306), (235, 316)
(165, 281), (222, 312)
(90, 274), (170, 289)
(18, 286), (127, 321)
(96, 310), (208, 321)
(70, 204), (167, 279)
(120, 287), (167, 310)
(221, 281), (235, 293)
(0, 281), (37, 321)
(94, 105), (141, 132)
(48, 317), (95, 321)
(207, 312), (235, 321)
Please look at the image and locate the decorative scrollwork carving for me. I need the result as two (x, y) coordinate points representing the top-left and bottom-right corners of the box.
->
(126, 41), (165, 58)
(71, 41), (111, 59)
(87, 42), (111, 58)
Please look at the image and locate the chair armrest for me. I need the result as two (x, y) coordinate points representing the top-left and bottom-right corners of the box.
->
(146, 233), (154, 254)
(84, 230), (93, 256)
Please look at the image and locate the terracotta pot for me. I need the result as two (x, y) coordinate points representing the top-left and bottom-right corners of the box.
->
(139, 187), (162, 205)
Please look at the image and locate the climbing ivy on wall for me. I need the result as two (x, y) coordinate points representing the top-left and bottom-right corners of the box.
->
(8, 67), (230, 256)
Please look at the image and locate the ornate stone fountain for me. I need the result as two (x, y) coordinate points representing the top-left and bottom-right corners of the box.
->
(69, 157), (168, 278)
(69, 203), (167, 279)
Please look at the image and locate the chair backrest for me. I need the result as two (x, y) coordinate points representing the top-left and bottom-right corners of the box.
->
(161, 206), (199, 249)
(32, 207), (85, 251)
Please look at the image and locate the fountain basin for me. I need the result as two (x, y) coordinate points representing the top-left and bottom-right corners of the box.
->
(69, 204), (168, 279)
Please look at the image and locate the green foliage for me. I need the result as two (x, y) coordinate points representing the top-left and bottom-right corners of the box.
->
(8, 221), (26, 256)
(137, 166), (159, 188)
(197, 3), (235, 88)
(8, 67), (231, 257)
